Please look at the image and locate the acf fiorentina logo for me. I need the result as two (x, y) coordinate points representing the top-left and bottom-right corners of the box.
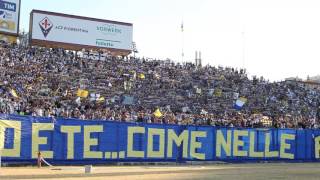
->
(39, 17), (53, 38)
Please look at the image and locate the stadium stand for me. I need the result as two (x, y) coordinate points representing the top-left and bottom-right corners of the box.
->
(0, 42), (319, 129)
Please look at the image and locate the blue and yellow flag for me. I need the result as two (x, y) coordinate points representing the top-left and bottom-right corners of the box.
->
(234, 97), (247, 110)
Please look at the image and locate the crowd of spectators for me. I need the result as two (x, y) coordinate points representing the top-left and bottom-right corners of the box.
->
(0, 43), (319, 129)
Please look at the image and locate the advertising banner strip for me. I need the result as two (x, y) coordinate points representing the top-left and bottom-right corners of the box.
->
(1, 114), (320, 164)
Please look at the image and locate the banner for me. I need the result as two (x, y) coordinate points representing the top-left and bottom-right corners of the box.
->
(1, 114), (320, 164)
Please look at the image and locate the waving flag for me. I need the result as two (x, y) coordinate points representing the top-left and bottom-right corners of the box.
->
(122, 95), (134, 105)
(76, 89), (89, 98)
(97, 96), (105, 102)
(234, 97), (247, 110)
(10, 89), (18, 98)
(138, 73), (145, 79)
(153, 108), (163, 118)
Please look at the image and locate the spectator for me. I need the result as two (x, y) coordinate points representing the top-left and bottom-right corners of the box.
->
(0, 42), (319, 129)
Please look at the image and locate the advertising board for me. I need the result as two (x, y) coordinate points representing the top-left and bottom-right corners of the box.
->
(30, 10), (133, 53)
(0, 0), (20, 35)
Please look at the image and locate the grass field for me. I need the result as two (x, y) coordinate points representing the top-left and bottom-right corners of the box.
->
(1, 163), (320, 180)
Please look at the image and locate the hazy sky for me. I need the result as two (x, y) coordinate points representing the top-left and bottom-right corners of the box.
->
(20, 0), (320, 81)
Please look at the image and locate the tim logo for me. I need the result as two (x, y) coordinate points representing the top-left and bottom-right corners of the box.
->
(39, 17), (53, 38)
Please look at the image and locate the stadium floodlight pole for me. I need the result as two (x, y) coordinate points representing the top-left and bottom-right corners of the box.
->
(132, 42), (138, 58)
(181, 21), (184, 63)
(242, 25), (246, 69)
(242, 31), (245, 69)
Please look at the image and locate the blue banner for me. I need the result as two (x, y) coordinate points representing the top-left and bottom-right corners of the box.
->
(1, 114), (320, 164)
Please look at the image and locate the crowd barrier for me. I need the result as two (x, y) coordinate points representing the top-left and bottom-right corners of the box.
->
(1, 114), (320, 164)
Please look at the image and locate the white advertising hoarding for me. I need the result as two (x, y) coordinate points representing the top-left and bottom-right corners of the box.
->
(31, 10), (133, 51)
(0, 0), (20, 35)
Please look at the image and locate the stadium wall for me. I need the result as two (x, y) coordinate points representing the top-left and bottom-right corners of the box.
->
(1, 114), (320, 164)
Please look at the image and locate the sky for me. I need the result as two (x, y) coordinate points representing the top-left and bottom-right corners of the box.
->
(20, 0), (320, 81)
